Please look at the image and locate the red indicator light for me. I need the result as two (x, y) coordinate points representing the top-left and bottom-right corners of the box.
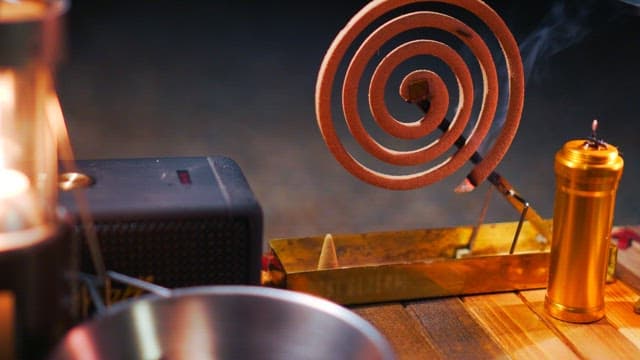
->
(177, 170), (192, 185)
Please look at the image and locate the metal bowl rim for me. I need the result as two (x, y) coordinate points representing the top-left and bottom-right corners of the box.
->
(85, 285), (395, 359)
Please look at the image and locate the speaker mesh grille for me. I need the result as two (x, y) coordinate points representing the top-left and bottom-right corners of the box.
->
(77, 217), (251, 288)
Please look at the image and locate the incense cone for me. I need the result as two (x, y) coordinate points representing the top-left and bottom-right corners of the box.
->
(317, 233), (339, 270)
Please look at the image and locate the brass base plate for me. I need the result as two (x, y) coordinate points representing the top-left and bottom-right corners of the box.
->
(269, 220), (551, 305)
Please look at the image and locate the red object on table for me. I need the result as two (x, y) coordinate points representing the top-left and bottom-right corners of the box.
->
(612, 228), (640, 249)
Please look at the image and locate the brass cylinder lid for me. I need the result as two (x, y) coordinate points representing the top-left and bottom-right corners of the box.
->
(555, 139), (624, 189)
(559, 139), (621, 165)
(556, 140), (624, 182)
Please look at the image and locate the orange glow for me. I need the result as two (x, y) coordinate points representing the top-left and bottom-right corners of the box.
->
(0, 291), (15, 360)
(0, 66), (57, 230)
(0, 1), (47, 22)
(0, 169), (29, 199)
(0, 72), (15, 111)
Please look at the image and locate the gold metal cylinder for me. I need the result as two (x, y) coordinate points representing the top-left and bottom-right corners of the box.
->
(545, 139), (623, 323)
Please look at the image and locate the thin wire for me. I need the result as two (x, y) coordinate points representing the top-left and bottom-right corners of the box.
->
(467, 185), (494, 252)
(46, 92), (108, 294)
(107, 271), (172, 298)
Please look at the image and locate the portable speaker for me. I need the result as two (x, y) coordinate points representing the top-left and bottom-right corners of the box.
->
(57, 156), (263, 289)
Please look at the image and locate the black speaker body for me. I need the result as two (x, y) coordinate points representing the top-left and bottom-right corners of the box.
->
(58, 156), (262, 288)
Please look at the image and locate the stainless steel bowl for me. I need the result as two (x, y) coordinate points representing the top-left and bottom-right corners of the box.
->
(51, 286), (395, 359)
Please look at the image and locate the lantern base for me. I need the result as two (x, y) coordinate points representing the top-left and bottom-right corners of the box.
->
(0, 222), (73, 359)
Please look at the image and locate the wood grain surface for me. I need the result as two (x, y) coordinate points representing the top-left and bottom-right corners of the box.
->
(353, 304), (439, 359)
(463, 291), (577, 359)
(353, 240), (640, 359)
(407, 297), (506, 359)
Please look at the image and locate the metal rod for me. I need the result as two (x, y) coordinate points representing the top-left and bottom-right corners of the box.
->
(486, 166), (551, 243)
(414, 99), (552, 244)
(510, 203), (529, 254)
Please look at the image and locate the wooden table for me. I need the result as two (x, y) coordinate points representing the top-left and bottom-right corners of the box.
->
(352, 233), (640, 359)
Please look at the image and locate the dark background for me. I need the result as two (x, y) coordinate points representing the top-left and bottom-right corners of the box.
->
(56, 0), (640, 242)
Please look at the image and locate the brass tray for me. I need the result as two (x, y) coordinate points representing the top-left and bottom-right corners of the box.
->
(267, 220), (552, 305)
